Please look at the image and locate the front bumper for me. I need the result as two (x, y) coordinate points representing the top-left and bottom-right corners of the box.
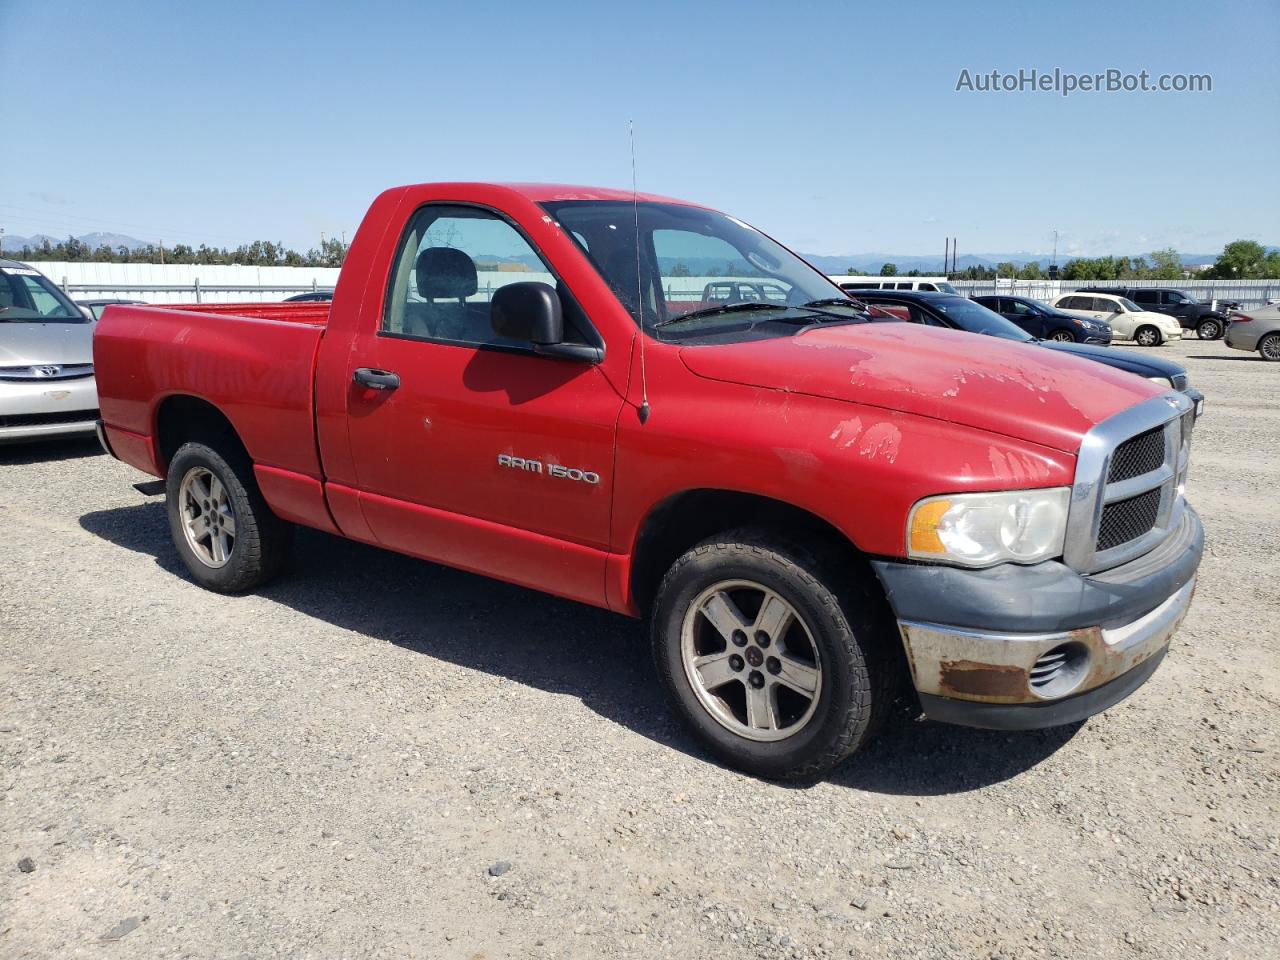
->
(0, 375), (99, 443)
(873, 506), (1202, 730)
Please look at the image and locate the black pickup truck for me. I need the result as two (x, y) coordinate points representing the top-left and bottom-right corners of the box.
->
(1076, 287), (1239, 340)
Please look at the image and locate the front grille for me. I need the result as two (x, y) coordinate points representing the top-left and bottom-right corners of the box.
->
(1097, 489), (1162, 551)
(0, 364), (95, 382)
(1108, 426), (1166, 482)
(1067, 395), (1195, 574)
(0, 408), (98, 429)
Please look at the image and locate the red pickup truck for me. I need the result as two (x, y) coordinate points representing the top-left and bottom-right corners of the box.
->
(94, 183), (1202, 779)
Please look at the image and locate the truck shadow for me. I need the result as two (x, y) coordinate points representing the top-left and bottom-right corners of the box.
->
(0, 436), (103, 466)
(79, 501), (1079, 795)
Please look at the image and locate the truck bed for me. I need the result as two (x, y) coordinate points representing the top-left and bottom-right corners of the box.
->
(94, 302), (329, 484)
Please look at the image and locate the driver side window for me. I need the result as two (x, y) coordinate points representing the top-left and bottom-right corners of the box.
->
(384, 205), (564, 348)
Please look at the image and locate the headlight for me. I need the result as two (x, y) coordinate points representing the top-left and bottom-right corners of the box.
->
(907, 488), (1070, 567)
(1146, 375), (1174, 388)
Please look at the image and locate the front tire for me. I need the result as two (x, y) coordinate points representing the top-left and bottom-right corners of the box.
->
(166, 441), (292, 593)
(1048, 329), (1076, 343)
(1196, 317), (1222, 340)
(1134, 325), (1162, 347)
(1260, 332), (1280, 362)
(651, 530), (897, 780)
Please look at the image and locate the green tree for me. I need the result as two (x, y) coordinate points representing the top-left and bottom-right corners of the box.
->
(1017, 261), (1043, 280)
(879, 262), (898, 276)
(1207, 240), (1267, 279)
(1146, 248), (1183, 280)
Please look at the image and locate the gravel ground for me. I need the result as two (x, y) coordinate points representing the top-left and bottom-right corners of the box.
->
(2, 336), (1277, 959)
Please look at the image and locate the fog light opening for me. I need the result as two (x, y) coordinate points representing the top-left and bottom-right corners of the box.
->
(1029, 642), (1090, 699)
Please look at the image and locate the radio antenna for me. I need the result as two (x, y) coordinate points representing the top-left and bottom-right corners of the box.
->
(630, 120), (651, 424)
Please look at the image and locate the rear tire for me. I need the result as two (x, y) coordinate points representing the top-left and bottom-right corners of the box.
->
(1196, 317), (1222, 340)
(651, 529), (898, 780)
(1260, 333), (1280, 362)
(1134, 325), (1162, 347)
(165, 441), (292, 593)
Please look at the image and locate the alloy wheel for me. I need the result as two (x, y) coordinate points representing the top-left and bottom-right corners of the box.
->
(179, 466), (236, 567)
(680, 579), (823, 742)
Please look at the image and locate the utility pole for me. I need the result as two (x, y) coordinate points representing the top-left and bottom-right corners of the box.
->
(159, 239), (165, 265)
(0, 226), (5, 257)
(1052, 230), (1059, 266)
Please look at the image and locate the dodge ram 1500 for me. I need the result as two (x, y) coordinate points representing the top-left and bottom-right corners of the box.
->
(94, 182), (1203, 779)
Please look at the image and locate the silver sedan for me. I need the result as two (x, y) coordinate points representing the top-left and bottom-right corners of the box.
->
(1225, 305), (1280, 362)
(1, 260), (99, 443)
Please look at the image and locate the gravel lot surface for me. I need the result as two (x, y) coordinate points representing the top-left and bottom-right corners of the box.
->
(2, 337), (1277, 959)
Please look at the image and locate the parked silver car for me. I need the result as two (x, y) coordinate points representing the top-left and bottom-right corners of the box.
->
(1224, 305), (1280, 362)
(1, 259), (99, 442)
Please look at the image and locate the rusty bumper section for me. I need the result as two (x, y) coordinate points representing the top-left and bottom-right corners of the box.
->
(899, 576), (1195, 729)
(901, 576), (1195, 703)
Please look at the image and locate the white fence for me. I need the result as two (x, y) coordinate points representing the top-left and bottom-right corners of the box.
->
(27, 261), (342, 304)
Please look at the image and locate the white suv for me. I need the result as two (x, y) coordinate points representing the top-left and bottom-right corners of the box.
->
(1049, 292), (1182, 346)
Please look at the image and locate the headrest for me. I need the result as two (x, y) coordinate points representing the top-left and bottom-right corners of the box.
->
(416, 247), (478, 300)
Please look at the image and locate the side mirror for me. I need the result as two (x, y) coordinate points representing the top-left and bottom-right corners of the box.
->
(491, 281), (562, 343)
(489, 281), (601, 362)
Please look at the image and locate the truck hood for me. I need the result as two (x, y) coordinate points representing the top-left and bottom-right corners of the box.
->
(0, 322), (95, 366)
(678, 323), (1162, 453)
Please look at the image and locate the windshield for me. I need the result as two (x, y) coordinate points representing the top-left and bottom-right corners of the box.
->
(539, 200), (863, 340)
(1120, 297), (1142, 312)
(0, 266), (86, 323)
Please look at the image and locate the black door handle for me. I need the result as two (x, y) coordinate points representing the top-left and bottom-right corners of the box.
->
(353, 367), (401, 390)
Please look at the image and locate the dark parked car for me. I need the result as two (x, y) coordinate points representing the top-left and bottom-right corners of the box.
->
(1075, 287), (1237, 340)
(972, 295), (1112, 344)
(851, 290), (1203, 414)
(283, 291), (334, 302)
(76, 298), (146, 320)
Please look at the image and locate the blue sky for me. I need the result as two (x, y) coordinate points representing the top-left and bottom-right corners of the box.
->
(2, 0), (1277, 258)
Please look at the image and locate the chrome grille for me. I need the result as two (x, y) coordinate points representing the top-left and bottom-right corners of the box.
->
(1064, 393), (1196, 574)
(1097, 489), (1162, 551)
(0, 363), (95, 382)
(1107, 427), (1166, 482)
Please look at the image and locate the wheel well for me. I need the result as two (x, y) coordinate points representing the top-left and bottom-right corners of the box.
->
(155, 395), (248, 471)
(629, 490), (873, 616)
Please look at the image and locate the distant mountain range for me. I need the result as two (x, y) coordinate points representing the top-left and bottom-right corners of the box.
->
(1, 231), (155, 253)
(799, 251), (1241, 275)
(1, 232), (1272, 274)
